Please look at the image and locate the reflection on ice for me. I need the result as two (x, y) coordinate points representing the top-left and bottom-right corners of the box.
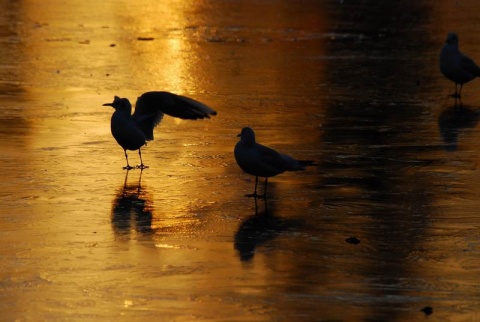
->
(111, 170), (154, 239)
(234, 190), (301, 262)
(438, 103), (480, 151)
(2, 0), (480, 320)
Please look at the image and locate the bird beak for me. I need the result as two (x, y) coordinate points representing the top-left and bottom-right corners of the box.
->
(237, 133), (242, 137)
(103, 102), (114, 107)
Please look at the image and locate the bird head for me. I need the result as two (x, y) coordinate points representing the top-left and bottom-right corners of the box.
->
(103, 96), (132, 112)
(237, 127), (256, 146)
(445, 32), (459, 46)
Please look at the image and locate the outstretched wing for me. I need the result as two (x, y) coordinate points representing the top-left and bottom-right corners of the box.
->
(132, 91), (217, 140)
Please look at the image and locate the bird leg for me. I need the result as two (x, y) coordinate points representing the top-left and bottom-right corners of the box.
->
(136, 148), (149, 169)
(245, 176), (259, 198)
(256, 177), (268, 199)
(452, 83), (462, 98)
(263, 177), (268, 198)
(123, 150), (134, 170)
(245, 176), (267, 199)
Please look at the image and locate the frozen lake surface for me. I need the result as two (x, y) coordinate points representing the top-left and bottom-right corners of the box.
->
(1, 0), (480, 320)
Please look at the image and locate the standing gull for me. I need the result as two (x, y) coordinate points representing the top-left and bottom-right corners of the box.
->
(234, 127), (314, 198)
(440, 32), (480, 98)
(104, 91), (216, 170)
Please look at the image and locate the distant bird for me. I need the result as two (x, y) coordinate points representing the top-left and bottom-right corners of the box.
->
(234, 127), (314, 197)
(103, 91), (216, 169)
(440, 32), (480, 98)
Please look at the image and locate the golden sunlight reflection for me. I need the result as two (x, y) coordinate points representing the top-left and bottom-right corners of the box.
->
(123, 300), (133, 308)
(163, 38), (190, 94)
(154, 243), (182, 249)
(8, 0), (480, 320)
(111, 1), (201, 95)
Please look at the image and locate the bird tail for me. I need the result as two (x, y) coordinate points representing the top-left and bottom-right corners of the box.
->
(292, 160), (316, 171)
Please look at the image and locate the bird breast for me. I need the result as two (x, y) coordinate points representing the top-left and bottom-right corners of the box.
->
(111, 111), (147, 151)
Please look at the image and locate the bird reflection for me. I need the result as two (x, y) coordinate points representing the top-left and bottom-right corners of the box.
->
(438, 103), (479, 151)
(234, 192), (299, 262)
(111, 169), (154, 239)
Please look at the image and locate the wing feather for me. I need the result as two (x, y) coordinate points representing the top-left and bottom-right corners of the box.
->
(461, 55), (480, 76)
(132, 91), (216, 140)
(256, 144), (294, 172)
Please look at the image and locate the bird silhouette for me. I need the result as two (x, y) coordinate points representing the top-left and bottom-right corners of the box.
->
(234, 127), (314, 198)
(103, 91), (217, 169)
(440, 32), (480, 98)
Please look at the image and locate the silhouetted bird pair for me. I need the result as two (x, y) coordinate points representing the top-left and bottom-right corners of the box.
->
(104, 91), (314, 197)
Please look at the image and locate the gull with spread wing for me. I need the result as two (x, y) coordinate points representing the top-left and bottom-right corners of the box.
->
(104, 91), (216, 170)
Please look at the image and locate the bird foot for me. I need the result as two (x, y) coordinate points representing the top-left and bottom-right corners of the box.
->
(451, 93), (461, 98)
(136, 164), (149, 169)
(123, 165), (135, 170)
